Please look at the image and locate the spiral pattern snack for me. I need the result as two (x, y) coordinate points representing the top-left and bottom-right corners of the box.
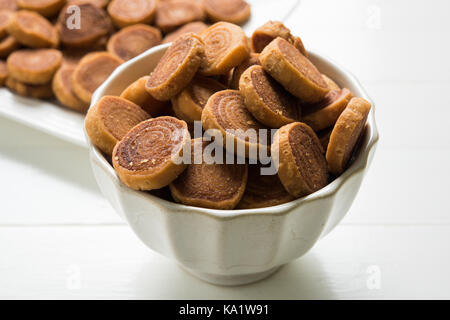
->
(239, 65), (300, 128)
(120, 76), (169, 117)
(236, 164), (294, 209)
(6, 76), (53, 98)
(112, 116), (191, 191)
(230, 52), (260, 89)
(7, 48), (62, 84)
(72, 52), (123, 104)
(199, 22), (249, 76)
(201, 90), (268, 158)
(52, 64), (88, 112)
(170, 138), (248, 209)
(17, 0), (65, 17)
(302, 88), (353, 131)
(326, 97), (371, 175)
(145, 33), (204, 101)
(272, 122), (328, 197)
(251, 21), (307, 56)
(203, 0), (250, 25)
(107, 0), (156, 28)
(172, 75), (226, 123)
(7, 10), (58, 48)
(162, 21), (208, 44)
(260, 37), (329, 103)
(57, 3), (112, 48)
(155, 0), (205, 33)
(107, 24), (161, 61)
(85, 95), (151, 155)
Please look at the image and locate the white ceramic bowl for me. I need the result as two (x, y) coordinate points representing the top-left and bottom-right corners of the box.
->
(86, 44), (379, 286)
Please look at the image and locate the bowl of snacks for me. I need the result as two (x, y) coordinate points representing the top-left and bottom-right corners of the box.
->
(85, 20), (378, 286)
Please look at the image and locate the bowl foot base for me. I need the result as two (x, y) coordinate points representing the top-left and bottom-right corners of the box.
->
(180, 265), (283, 286)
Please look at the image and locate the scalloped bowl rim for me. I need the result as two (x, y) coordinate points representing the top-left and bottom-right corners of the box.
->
(86, 43), (379, 220)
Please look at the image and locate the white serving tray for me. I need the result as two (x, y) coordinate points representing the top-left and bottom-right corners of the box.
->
(0, 0), (301, 148)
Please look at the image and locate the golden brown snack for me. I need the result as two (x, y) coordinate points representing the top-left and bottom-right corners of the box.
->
(52, 64), (89, 112)
(0, 9), (13, 38)
(317, 128), (332, 153)
(7, 10), (58, 48)
(162, 21), (208, 44)
(155, 0), (205, 33)
(203, 0), (250, 25)
(67, 0), (109, 8)
(0, 36), (19, 58)
(322, 74), (340, 91)
(251, 21), (306, 56)
(171, 75), (226, 123)
(239, 65), (300, 128)
(260, 37), (329, 103)
(85, 95), (151, 155)
(17, 0), (65, 17)
(107, 0), (156, 29)
(302, 88), (353, 131)
(326, 97), (371, 175)
(236, 164), (294, 209)
(272, 122), (328, 198)
(199, 22), (249, 76)
(6, 76), (53, 98)
(72, 51), (122, 104)
(57, 3), (112, 48)
(112, 116), (191, 191)
(170, 138), (248, 209)
(0, 60), (7, 85)
(201, 90), (268, 158)
(120, 75), (169, 116)
(107, 24), (161, 61)
(229, 52), (260, 89)
(145, 33), (204, 101)
(7, 48), (62, 84)
(0, 0), (17, 11)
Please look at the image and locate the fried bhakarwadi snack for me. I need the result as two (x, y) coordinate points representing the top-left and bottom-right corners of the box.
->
(120, 75), (169, 116)
(201, 89), (268, 158)
(236, 164), (294, 209)
(145, 33), (204, 101)
(107, 24), (161, 61)
(162, 21), (208, 44)
(52, 64), (89, 112)
(112, 116), (191, 190)
(170, 138), (248, 210)
(272, 122), (328, 197)
(251, 21), (306, 56)
(17, 0), (65, 17)
(155, 0), (204, 33)
(7, 48), (62, 84)
(72, 51), (122, 104)
(57, 3), (112, 48)
(107, 0), (156, 28)
(85, 95), (151, 155)
(6, 76), (53, 98)
(203, 0), (250, 25)
(326, 97), (371, 175)
(260, 37), (329, 103)
(239, 65), (300, 128)
(302, 88), (353, 132)
(7, 10), (58, 48)
(199, 22), (249, 76)
(172, 75), (225, 123)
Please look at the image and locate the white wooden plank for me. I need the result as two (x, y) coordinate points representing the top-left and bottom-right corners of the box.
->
(0, 225), (449, 299)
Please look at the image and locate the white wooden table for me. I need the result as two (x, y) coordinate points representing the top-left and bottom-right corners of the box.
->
(1, 0), (450, 299)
